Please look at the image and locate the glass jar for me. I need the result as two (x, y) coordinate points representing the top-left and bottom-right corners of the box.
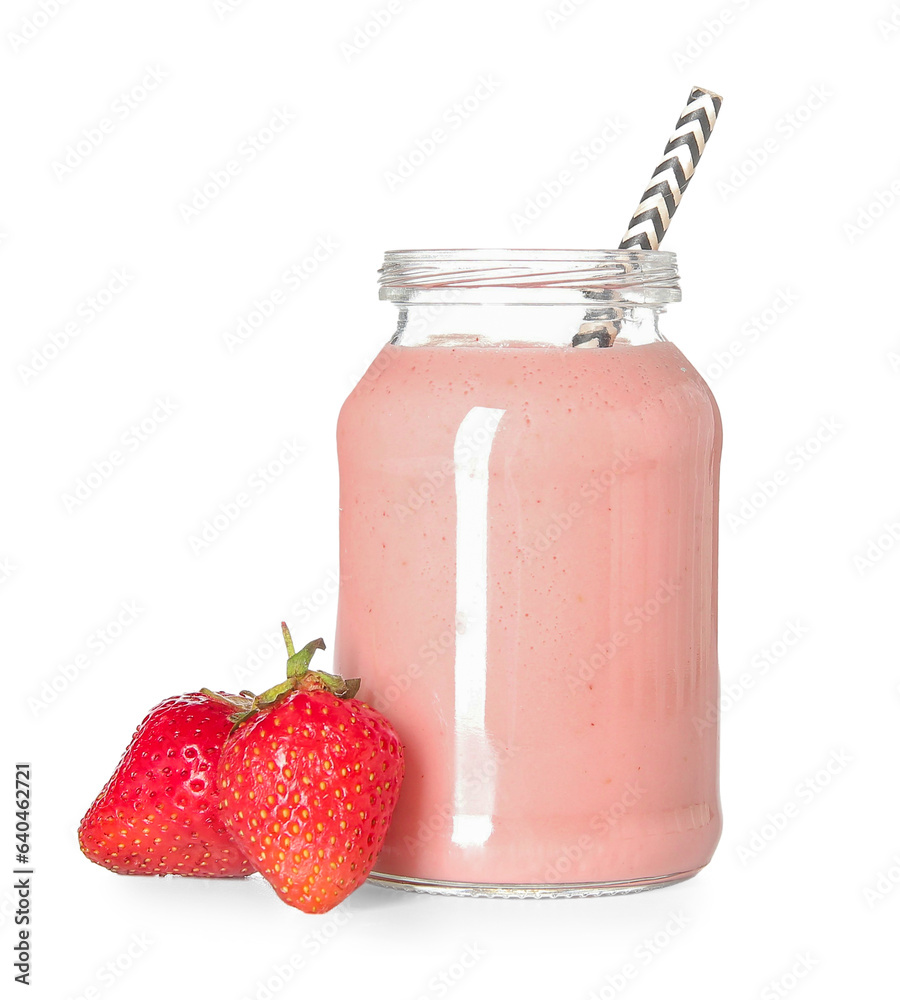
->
(335, 249), (722, 897)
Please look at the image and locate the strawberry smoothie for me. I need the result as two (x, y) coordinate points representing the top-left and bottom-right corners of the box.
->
(335, 336), (722, 893)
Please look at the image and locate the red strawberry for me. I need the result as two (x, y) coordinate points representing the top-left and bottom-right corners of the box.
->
(210, 625), (404, 913)
(78, 692), (254, 877)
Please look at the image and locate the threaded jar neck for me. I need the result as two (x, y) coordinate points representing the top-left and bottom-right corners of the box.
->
(378, 249), (681, 306)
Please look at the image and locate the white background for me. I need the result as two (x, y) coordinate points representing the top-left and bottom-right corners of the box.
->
(3, 0), (899, 997)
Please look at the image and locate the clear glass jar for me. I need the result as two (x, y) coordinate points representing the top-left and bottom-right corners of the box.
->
(335, 250), (722, 897)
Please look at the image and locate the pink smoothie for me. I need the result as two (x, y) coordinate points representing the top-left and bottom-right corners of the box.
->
(335, 338), (722, 888)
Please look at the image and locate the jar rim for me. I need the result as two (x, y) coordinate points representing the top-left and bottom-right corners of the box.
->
(378, 248), (680, 304)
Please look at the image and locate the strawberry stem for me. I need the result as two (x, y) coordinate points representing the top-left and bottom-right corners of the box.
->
(214, 624), (359, 731)
(281, 621), (295, 658)
(286, 638), (326, 679)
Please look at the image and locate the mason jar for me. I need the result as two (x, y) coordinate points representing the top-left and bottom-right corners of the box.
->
(335, 249), (722, 897)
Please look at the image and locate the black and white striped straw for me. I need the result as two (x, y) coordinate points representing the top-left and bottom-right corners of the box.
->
(618, 86), (723, 251)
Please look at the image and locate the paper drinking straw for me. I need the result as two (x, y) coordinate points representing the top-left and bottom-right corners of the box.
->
(618, 86), (723, 250)
(573, 86), (723, 348)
